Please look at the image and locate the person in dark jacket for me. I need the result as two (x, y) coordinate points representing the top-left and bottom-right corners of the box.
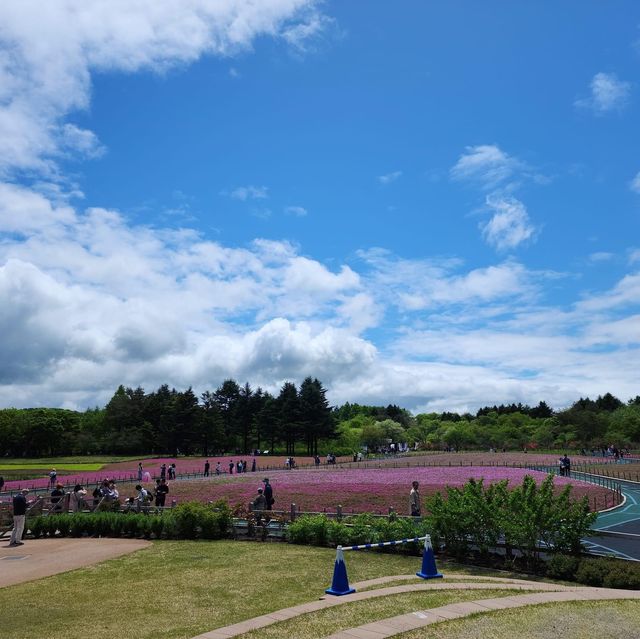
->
(155, 479), (169, 507)
(9, 489), (29, 546)
(262, 478), (274, 510)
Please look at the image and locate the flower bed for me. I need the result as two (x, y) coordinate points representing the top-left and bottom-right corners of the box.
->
(162, 466), (613, 514)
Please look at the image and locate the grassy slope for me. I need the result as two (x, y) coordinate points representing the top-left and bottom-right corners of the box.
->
(0, 541), (439, 639)
(0, 540), (636, 639)
(399, 600), (640, 639)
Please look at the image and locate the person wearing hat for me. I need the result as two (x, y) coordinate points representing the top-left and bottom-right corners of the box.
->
(262, 478), (274, 510)
(9, 489), (30, 547)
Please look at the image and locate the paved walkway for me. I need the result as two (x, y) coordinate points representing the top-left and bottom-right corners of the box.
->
(0, 538), (151, 588)
(190, 574), (640, 639)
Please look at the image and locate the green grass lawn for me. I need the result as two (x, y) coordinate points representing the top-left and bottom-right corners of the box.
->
(0, 541), (436, 639)
(398, 600), (640, 638)
(0, 455), (143, 467)
(241, 588), (523, 639)
(0, 541), (637, 639)
(0, 463), (105, 471)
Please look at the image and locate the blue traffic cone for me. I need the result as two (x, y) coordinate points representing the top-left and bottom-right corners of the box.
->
(416, 535), (443, 580)
(325, 546), (355, 595)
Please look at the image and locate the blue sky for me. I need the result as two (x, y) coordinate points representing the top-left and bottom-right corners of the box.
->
(0, 1), (639, 412)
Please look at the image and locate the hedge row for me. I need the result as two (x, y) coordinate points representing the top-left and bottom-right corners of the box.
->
(28, 501), (232, 540)
(547, 554), (640, 589)
(287, 513), (428, 551)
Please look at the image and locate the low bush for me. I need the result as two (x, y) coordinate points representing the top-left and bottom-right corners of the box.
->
(546, 554), (581, 581)
(287, 513), (428, 551)
(575, 558), (612, 586)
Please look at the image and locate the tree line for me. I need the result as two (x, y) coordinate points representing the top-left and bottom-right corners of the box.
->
(0, 377), (334, 458)
(0, 386), (638, 458)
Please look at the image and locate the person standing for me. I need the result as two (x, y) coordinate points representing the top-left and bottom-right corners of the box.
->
(409, 481), (421, 517)
(135, 485), (149, 512)
(204, 460), (210, 477)
(263, 478), (274, 510)
(137, 463), (143, 481)
(229, 460), (234, 475)
(215, 462), (221, 476)
(160, 464), (167, 481)
(49, 468), (57, 488)
(9, 489), (29, 547)
(251, 458), (256, 472)
(155, 479), (169, 508)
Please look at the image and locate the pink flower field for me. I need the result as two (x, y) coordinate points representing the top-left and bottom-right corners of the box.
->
(162, 466), (613, 514)
(1, 455), (344, 491)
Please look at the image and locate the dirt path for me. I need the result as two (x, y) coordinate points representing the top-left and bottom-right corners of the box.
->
(0, 538), (151, 588)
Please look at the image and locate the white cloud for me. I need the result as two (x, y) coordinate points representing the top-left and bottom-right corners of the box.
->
(450, 145), (521, 189)
(588, 252), (614, 263)
(378, 170), (402, 185)
(0, 0), (328, 177)
(481, 195), (537, 251)
(0, 184), (377, 406)
(629, 248), (640, 264)
(230, 185), (269, 201)
(358, 249), (546, 314)
(630, 171), (640, 194)
(285, 205), (308, 216)
(575, 72), (631, 114)
(0, 186), (639, 413)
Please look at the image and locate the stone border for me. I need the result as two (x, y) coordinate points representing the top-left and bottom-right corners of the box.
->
(324, 587), (640, 638)
(191, 576), (615, 639)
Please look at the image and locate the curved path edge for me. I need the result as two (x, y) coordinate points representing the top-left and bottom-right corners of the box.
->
(324, 587), (640, 639)
(191, 576), (620, 639)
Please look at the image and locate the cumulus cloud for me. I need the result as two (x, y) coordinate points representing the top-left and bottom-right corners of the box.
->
(378, 170), (402, 185)
(0, 188), (638, 413)
(575, 72), (631, 114)
(0, 184), (379, 406)
(0, 0), (328, 177)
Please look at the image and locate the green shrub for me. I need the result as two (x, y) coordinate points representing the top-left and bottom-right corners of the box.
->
(287, 515), (325, 545)
(602, 563), (640, 589)
(575, 558), (610, 586)
(327, 519), (350, 546)
(546, 554), (581, 581)
(29, 516), (46, 539)
(170, 501), (229, 540)
(150, 515), (165, 539)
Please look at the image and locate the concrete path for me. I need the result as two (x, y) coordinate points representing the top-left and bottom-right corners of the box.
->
(191, 574), (640, 639)
(324, 587), (640, 638)
(0, 538), (150, 588)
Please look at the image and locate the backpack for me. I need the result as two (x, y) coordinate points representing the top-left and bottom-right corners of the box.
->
(146, 490), (154, 503)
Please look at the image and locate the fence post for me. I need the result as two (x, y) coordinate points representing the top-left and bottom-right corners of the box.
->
(337, 504), (343, 520)
(290, 503), (297, 522)
(388, 506), (395, 516)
